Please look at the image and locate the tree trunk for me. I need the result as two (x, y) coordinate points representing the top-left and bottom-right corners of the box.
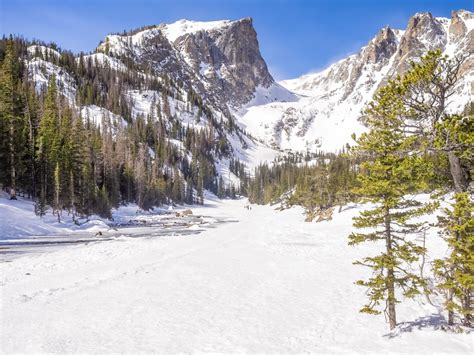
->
(387, 269), (397, 330)
(447, 227), (457, 326)
(70, 170), (75, 222)
(54, 162), (61, 223)
(385, 212), (397, 330)
(447, 289), (454, 326)
(444, 153), (469, 326)
(462, 289), (472, 327)
(25, 91), (36, 201)
(448, 152), (467, 193)
(9, 121), (17, 200)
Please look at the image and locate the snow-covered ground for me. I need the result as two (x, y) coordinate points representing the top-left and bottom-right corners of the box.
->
(0, 191), (161, 240)
(1, 196), (472, 353)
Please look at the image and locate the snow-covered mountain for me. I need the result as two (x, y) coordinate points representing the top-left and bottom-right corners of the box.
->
(95, 17), (295, 110)
(25, 10), (474, 167)
(249, 10), (474, 152)
(25, 17), (297, 183)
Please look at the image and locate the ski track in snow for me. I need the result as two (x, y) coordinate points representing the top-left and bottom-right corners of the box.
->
(1, 198), (472, 353)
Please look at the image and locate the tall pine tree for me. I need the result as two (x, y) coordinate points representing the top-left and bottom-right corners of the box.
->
(0, 39), (26, 199)
(434, 192), (473, 327)
(349, 79), (438, 331)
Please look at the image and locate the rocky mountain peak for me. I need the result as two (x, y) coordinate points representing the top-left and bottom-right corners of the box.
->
(451, 9), (474, 21)
(364, 26), (398, 64)
(171, 16), (274, 107)
(407, 12), (438, 30)
(393, 12), (447, 73)
(270, 10), (473, 153)
(97, 17), (275, 109)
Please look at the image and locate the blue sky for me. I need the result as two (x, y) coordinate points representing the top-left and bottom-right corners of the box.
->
(1, 0), (472, 80)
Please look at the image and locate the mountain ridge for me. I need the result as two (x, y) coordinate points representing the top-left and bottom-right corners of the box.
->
(255, 9), (474, 152)
(22, 9), (474, 166)
(95, 17), (281, 110)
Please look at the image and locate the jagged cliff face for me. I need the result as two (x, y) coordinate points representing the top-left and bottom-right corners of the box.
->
(394, 12), (446, 73)
(254, 9), (474, 152)
(449, 10), (474, 79)
(97, 18), (275, 108)
(172, 18), (274, 106)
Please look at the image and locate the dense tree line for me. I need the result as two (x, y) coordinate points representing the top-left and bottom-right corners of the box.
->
(247, 151), (358, 220)
(0, 36), (237, 221)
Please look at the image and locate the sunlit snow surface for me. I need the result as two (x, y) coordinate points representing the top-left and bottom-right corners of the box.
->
(1, 194), (472, 353)
(161, 19), (233, 42)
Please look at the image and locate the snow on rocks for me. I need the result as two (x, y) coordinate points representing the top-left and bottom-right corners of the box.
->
(0, 193), (172, 241)
(0, 194), (108, 240)
(240, 83), (298, 113)
(0, 193), (63, 239)
(80, 105), (127, 130)
(27, 45), (60, 59)
(27, 58), (77, 103)
(77, 53), (128, 72)
(161, 19), (234, 42)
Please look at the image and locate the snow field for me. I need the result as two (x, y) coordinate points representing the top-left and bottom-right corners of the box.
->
(1, 197), (472, 353)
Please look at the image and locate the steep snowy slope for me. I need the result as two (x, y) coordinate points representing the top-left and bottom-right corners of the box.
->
(245, 10), (474, 152)
(27, 58), (77, 103)
(77, 53), (128, 72)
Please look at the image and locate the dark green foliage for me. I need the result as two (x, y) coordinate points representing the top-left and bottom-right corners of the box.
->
(348, 59), (439, 330)
(0, 36), (237, 218)
(363, 49), (473, 328)
(0, 39), (28, 200)
(434, 192), (474, 327)
(247, 151), (358, 221)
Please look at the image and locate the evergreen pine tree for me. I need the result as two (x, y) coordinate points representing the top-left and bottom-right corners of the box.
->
(36, 75), (60, 213)
(0, 39), (26, 199)
(434, 192), (473, 327)
(349, 80), (438, 331)
(381, 50), (473, 326)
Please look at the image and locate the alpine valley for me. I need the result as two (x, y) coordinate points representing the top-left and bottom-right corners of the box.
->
(1, 6), (474, 353)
